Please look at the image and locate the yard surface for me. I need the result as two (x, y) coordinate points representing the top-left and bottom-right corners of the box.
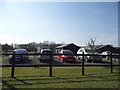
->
(2, 66), (120, 89)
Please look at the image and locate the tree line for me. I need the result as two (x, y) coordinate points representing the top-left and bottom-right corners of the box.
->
(1, 41), (63, 53)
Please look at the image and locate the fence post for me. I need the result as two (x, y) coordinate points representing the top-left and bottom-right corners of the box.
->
(82, 52), (85, 75)
(11, 51), (15, 78)
(110, 53), (113, 73)
(107, 51), (110, 60)
(49, 52), (53, 77)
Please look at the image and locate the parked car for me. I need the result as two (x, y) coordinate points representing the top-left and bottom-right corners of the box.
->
(77, 48), (89, 61)
(9, 49), (29, 64)
(39, 49), (53, 62)
(87, 53), (103, 63)
(58, 50), (76, 63)
(77, 48), (102, 63)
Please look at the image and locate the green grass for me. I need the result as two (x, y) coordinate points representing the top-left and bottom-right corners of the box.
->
(2, 66), (120, 89)
(85, 59), (119, 65)
(1, 56), (9, 61)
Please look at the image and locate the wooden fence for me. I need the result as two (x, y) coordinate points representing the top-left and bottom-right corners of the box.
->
(1, 52), (120, 78)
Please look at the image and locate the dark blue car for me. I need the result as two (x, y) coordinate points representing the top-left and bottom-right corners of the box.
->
(9, 49), (29, 64)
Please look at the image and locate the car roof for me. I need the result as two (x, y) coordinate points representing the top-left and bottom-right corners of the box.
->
(14, 49), (27, 53)
(14, 49), (27, 51)
(61, 50), (71, 51)
(60, 50), (73, 53)
(41, 49), (52, 52)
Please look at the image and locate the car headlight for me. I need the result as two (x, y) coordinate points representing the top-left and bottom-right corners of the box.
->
(9, 55), (12, 58)
(62, 55), (67, 58)
(74, 56), (76, 58)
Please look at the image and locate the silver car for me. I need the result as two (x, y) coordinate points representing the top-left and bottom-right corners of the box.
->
(39, 49), (52, 62)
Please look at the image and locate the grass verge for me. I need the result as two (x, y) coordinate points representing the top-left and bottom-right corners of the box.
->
(2, 66), (120, 88)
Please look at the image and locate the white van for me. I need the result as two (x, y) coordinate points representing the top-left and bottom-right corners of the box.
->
(77, 48), (89, 61)
(77, 48), (102, 62)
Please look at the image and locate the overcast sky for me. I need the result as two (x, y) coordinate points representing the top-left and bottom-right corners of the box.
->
(0, 2), (118, 46)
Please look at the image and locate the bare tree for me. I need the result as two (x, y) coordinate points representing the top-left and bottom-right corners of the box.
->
(86, 38), (97, 63)
(86, 38), (103, 63)
(86, 38), (96, 54)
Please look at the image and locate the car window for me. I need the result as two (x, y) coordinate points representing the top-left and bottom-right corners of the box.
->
(79, 49), (84, 52)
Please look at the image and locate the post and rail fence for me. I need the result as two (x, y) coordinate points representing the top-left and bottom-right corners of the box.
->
(1, 52), (120, 77)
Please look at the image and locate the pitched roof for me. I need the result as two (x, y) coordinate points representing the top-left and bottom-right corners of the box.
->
(56, 43), (80, 49)
(97, 45), (120, 54)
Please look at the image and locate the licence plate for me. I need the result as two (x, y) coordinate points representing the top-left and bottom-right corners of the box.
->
(15, 59), (20, 61)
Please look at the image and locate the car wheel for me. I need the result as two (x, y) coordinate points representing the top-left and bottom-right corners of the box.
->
(77, 56), (80, 60)
(99, 59), (102, 62)
(9, 61), (12, 64)
(39, 59), (42, 62)
(73, 61), (76, 63)
(61, 59), (64, 62)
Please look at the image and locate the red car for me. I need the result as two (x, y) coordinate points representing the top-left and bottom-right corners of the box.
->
(58, 50), (76, 63)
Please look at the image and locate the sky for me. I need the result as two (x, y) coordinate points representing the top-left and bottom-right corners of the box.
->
(0, 2), (118, 47)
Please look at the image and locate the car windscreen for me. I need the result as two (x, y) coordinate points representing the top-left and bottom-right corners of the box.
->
(42, 51), (51, 54)
(15, 50), (27, 54)
(63, 51), (73, 54)
(79, 49), (84, 52)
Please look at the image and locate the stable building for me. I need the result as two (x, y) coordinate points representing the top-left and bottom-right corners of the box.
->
(97, 45), (120, 63)
(97, 45), (120, 54)
(56, 43), (80, 54)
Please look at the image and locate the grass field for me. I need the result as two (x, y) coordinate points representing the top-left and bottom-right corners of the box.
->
(2, 66), (120, 89)
(1, 56), (9, 61)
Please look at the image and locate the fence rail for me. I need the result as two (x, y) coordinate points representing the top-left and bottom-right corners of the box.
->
(1, 64), (120, 67)
(1, 52), (120, 77)
(2, 53), (120, 56)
